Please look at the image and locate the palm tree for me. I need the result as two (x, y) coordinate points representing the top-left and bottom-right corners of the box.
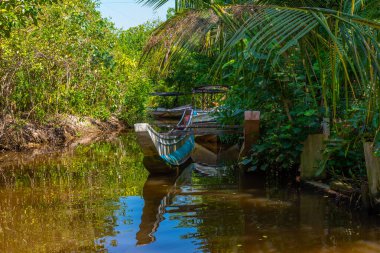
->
(140, 0), (380, 138)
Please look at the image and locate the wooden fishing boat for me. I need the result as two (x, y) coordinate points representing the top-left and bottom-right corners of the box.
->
(148, 104), (192, 119)
(192, 109), (217, 124)
(135, 109), (195, 174)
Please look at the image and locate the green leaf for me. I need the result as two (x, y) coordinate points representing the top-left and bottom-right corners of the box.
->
(304, 109), (316, 116)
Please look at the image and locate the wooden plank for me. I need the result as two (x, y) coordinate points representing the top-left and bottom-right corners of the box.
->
(153, 130), (241, 136)
(154, 123), (243, 129)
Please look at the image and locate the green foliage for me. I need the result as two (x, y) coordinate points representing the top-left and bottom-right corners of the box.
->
(0, 0), (55, 37)
(141, 0), (380, 124)
(119, 20), (159, 58)
(119, 69), (152, 125)
(145, 52), (216, 109)
(140, 0), (380, 178)
(321, 130), (366, 180)
(319, 105), (378, 178)
(214, 51), (322, 172)
(0, 0), (156, 124)
(251, 107), (320, 172)
(218, 62), (320, 172)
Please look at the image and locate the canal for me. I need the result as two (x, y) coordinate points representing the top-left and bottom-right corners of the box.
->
(1, 133), (380, 253)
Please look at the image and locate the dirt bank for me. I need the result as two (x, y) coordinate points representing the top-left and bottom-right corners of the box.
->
(0, 114), (126, 152)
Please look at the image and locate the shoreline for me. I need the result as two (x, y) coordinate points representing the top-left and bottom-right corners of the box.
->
(0, 114), (126, 153)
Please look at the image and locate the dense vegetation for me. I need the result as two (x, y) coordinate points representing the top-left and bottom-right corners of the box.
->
(0, 0), (154, 125)
(1, 0), (379, 181)
(140, 0), (380, 179)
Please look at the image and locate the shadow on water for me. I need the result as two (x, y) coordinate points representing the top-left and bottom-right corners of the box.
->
(2, 133), (380, 252)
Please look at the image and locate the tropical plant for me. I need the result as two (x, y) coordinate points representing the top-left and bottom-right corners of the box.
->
(141, 0), (379, 116)
(139, 0), (380, 171)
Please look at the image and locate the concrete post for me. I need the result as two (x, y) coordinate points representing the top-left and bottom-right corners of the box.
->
(240, 111), (260, 157)
(300, 134), (328, 179)
(322, 117), (330, 136)
(364, 142), (380, 211)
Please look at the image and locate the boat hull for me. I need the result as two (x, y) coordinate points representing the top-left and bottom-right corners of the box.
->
(150, 110), (185, 119)
(135, 123), (195, 174)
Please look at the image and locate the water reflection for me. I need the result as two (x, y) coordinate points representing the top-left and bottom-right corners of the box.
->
(1, 134), (380, 253)
(0, 134), (148, 252)
(136, 173), (178, 245)
(99, 163), (380, 253)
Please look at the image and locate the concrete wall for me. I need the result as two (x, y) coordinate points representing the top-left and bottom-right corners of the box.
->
(364, 142), (380, 210)
(300, 134), (328, 179)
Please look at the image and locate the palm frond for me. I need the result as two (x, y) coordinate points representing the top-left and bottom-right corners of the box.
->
(141, 2), (380, 120)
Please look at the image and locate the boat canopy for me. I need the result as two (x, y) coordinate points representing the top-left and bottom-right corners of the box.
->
(150, 92), (187, 97)
(149, 85), (230, 112)
(150, 86), (229, 97)
(192, 85), (230, 111)
(192, 85), (230, 94)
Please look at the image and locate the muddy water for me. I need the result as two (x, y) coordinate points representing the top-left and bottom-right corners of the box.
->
(1, 133), (380, 253)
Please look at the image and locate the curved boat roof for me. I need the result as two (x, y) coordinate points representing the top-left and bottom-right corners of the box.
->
(150, 86), (230, 96)
(150, 92), (187, 97)
(192, 85), (230, 94)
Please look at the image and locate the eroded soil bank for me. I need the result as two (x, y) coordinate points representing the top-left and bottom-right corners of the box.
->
(0, 114), (126, 153)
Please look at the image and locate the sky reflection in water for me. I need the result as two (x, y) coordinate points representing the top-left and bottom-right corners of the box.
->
(1, 133), (380, 253)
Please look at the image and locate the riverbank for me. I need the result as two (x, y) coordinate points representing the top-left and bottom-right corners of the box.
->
(0, 114), (126, 153)
(2, 133), (380, 253)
